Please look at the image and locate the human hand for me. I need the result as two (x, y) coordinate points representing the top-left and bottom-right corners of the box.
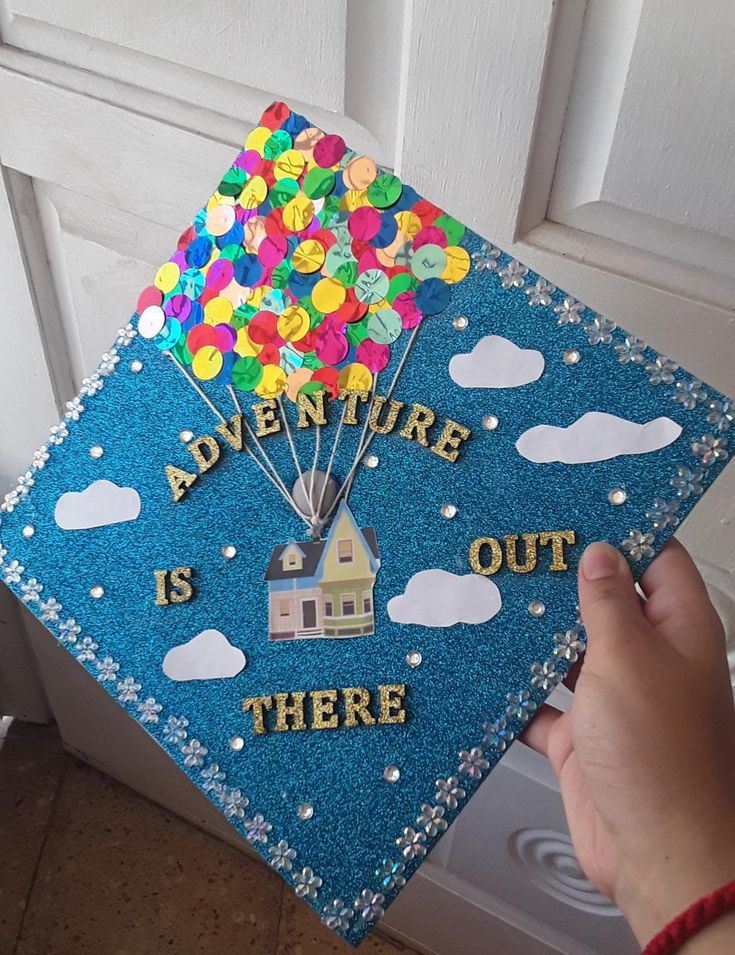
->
(524, 539), (735, 950)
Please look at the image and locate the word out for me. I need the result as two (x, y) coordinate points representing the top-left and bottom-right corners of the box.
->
(469, 530), (577, 575)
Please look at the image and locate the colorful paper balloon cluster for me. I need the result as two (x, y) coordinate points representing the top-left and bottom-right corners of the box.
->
(135, 101), (471, 401)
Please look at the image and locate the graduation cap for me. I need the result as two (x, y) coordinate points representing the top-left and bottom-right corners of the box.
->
(1, 100), (732, 946)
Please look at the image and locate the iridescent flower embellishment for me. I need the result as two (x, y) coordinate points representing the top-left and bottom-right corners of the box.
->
(32, 446), (50, 470)
(321, 899), (353, 932)
(16, 472), (35, 495)
(48, 422), (69, 445)
(692, 434), (729, 466)
(530, 660), (560, 692)
(76, 636), (99, 662)
(707, 399), (733, 432)
(80, 374), (103, 398)
(116, 324), (137, 347)
(137, 696), (162, 723)
(615, 336), (646, 365)
(3, 559), (24, 585)
(505, 689), (537, 723)
(20, 577), (43, 603)
(181, 738), (208, 768)
(553, 296), (584, 325)
(396, 826), (427, 861)
(0, 545), (6, 565)
(268, 839), (296, 873)
(673, 379), (707, 410)
(98, 352), (120, 377)
(471, 241), (501, 272)
(116, 675), (141, 703)
(482, 717), (514, 753)
(353, 888), (385, 923)
(498, 258), (528, 289)
(95, 655), (120, 682)
(200, 763), (225, 795)
(525, 278), (555, 307)
(416, 803), (447, 837)
(645, 355), (678, 386)
(553, 630), (586, 663)
(670, 466), (704, 499)
(584, 315), (616, 345)
(375, 858), (406, 891)
(162, 715), (189, 745)
(645, 497), (680, 532)
(434, 776), (466, 811)
(39, 596), (63, 622)
(244, 812), (272, 844)
(221, 786), (249, 820)
(621, 529), (655, 562)
(294, 866), (322, 900)
(64, 396), (85, 421)
(458, 747), (490, 780)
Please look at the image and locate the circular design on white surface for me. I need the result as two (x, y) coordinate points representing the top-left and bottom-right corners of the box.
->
(508, 828), (621, 916)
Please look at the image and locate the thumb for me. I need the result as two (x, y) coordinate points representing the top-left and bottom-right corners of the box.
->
(578, 542), (649, 661)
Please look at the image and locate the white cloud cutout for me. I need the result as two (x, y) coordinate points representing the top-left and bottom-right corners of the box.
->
(515, 411), (683, 464)
(387, 570), (502, 627)
(449, 335), (545, 388)
(163, 629), (246, 682)
(54, 479), (141, 530)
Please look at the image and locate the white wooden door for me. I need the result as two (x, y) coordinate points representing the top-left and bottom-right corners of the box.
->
(1, 3), (733, 952)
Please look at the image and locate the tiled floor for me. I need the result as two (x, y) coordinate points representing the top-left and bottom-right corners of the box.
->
(0, 721), (419, 955)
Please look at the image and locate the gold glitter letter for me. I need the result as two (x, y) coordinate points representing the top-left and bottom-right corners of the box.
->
(505, 533), (539, 574)
(169, 567), (194, 603)
(296, 391), (327, 429)
(469, 537), (503, 576)
(378, 684), (407, 725)
(310, 689), (339, 730)
(343, 686), (376, 727)
(339, 389), (369, 425)
(243, 695), (274, 735)
(539, 530), (577, 571)
(215, 414), (245, 452)
(368, 395), (404, 435)
(187, 435), (220, 473)
(154, 569), (169, 606)
(400, 403), (436, 447)
(430, 418), (472, 463)
(273, 692), (307, 732)
(165, 464), (197, 502)
(252, 399), (282, 437)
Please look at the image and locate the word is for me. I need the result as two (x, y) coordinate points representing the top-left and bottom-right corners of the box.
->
(469, 530), (577, 575)
(154, 567), (195, 605)
(242, 683), (407, 735)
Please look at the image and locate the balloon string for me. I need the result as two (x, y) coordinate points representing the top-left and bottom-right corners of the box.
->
(309, 423), (321, 518)
(313, 401), (347, 538)
(226, 385), (308, 519)
(164, 353), (311, 525)
(323, 325), (420, 525)
(276, 395), (313, 526)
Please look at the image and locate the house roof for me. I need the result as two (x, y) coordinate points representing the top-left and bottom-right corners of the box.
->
(264, 526), (380, 582)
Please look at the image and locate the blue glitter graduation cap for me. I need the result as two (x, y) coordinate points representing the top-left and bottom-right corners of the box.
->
(1, 101), (732, 946)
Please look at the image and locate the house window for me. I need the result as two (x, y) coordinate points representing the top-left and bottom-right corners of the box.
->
(285, 552), (298, 569)
(279, 600), (290, 617)
(363, 592), (372, 613)
(324, 598), (333, 616)
(337, 539), (353, 564)
(342, 593), (355, 616)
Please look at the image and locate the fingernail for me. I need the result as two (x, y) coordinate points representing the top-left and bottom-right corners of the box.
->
(581, 543), (621, 580)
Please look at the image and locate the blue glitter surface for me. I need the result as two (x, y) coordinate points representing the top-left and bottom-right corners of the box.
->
(1, 202), (733, 946)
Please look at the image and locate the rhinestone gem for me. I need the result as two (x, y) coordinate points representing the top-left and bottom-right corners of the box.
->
(89, 446), (104, 459)
(482, 415), (499, 431)
(179, 429), (194, 443)
(453, 315), (469, 330)
(21, 525), (35, 539)
(440, 503), (457, 519)
(608, 487), (628, 505)
(130, 359), (143, 373)
(406, 650), (423, 668)
(297, 802), (314, 820)
(563, 349), (581, 365)
(89, 585), (105, 599)
(528, 600), (545, 617)
(383, 765), (401, 783)
(229, 735), (245, 751)
(222, 545), (237, 559)
(364, 454), (379, 469)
